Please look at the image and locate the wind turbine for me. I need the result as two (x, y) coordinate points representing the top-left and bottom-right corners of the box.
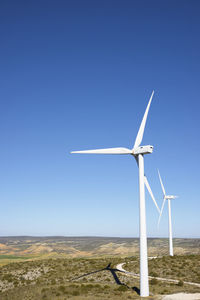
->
(158, 170), (178, 256)
(71, 91), (160, 297)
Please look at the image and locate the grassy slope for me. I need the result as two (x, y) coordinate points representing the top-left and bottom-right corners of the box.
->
(0, 255), (199, 299)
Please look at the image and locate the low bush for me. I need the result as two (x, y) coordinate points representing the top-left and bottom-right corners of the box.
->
(177, 280), (184, 286)
(116, 285), (128, 291)
(151, 278), (158, 285)
(72, 290), (80, 296)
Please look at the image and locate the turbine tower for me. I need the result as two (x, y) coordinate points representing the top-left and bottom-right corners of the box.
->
(71, 91), (160, 297)
(158, 170), (178, 256)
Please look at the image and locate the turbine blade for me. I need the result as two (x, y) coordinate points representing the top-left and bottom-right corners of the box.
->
(71, 147), (132, 154)
(158, 169), (166, 196)
(158, 197), (166, 227)
(135, 156), (160, 214)
(144, 176), (160, 214)
(133, 91), (154, 149)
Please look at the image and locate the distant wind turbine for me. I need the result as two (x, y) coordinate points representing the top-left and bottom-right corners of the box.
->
(71, 91), (160, 297)
(158, 170), (178, 256)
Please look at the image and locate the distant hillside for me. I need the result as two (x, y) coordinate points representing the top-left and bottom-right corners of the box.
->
(0, 237), (199, 260)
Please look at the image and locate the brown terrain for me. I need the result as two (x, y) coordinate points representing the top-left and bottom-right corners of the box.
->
(0, 237), (199, 261)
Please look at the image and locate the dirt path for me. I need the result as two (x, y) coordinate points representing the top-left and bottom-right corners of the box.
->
(116, 263), (200, 288)
(162, 293), (200, 300)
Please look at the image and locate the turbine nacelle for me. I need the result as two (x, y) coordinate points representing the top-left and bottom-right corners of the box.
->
(132, 145), (153, 156)
(164, 195), (178, 200)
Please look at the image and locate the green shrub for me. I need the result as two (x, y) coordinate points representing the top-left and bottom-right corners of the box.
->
(72, 290), (80, 296)
(177, 280), (184, 286)
(104, 285), (110, 289)
(58, 285), (65, 292)
(116, 285), (128, 291)
(2, 274), (14, 282)
(150, 271), (158, 277)
(105, 278), (111, 282)
(151, 278), (158, 285)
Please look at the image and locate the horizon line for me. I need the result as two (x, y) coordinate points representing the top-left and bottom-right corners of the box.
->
(0, 235), (199, 239)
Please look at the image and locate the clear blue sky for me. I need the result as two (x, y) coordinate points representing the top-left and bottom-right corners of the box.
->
(0, 0), (199, 238)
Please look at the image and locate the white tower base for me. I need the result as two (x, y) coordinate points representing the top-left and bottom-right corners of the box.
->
(168, 199), (173, 256)
(138, 154), (149, 297)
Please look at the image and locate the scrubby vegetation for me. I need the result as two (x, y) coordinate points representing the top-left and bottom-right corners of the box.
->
(124, 254), (200, 284)
(0, 257), (142, 299)
(0, 254), (199, 299)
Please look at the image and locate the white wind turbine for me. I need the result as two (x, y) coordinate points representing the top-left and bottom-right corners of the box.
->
(71, 91), (160, 297)
(158, 170), (178, 256)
